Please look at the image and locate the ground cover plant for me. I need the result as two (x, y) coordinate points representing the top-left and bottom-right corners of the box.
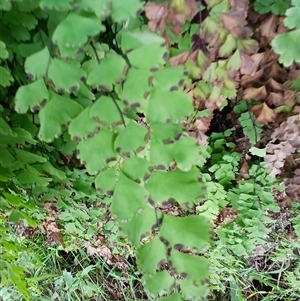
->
(0, 0), (299, 300)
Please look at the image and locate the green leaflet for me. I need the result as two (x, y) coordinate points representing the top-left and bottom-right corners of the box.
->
(48, 58), (87, 93)
(15, 79), (49, 113)
(38, 91), (83, 142)
(120, 206), (162, 246)
(137, 236), (167, 274)
(24, 46), (50, 80)
(68, 107), (99, 141)
(87, 52), (127, 91)
(0, 66), (14, 87)
(111, 172), (149, 221)
(114, 121), (149, 156)
(111, 0), (144, 22)
(147, 88), (193, 123)
(90, 95), (125, 127)
(121, 157), (153, 183)
(76, 128), (117, 174)
(95, 166), (117, 195)
(52, 12), (105, 58)
(143, 271), (174, 297)
(145, 167), (203, 206)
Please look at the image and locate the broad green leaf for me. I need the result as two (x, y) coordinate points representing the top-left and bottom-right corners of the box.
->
(52, 12), (105, 57)
(152, 67), (187, 91)
(3, 193), (23, 206)
(284, 5), (300, 29)
(137, 236), (167, 274)
(0, 117), (14, 136)
(69, 107), (99, 141)
(147, 89), (193, 124)
(170, 250), (209, 282)
(111, 172), (148, 221)
(122, 157), (153, 183)
(17, 165), (52, 187)
(15, 149), (47, 164)
(75, 0), (111, 18)
(42, 161), (66, 180)
(10, 24), (31, 41)
(90, 95), (125, 127)
(219, 34), (236, 57)
(3, 11), (38, 30)
(111, 0), (143, 22)
(22, 213), (38, 227)
(114, 121), (148, 156)
(169, 136), (201, 171)
(149, 138), (173, 169)
(271, 30), (300, 67)
(120, 30), (165, 53)
(95, 166), (117, 195)
(48, 58), (86, 93)
(9, 210), (24, 223)
(227, 49), (241, 70)
(77, 128), (117, 174)
(120, 68), (151, 112)
(38, 91), (83, 142)
(120, 206), (162, 246)
(15, 79), (49, 113)
(0, 146), (14, 168)
(160, 215), (210, 251)
(159, 293), (182, 301)
(0, 66), (14, 87)
(249, 146), (266, 157)
(0, 41), (9, 59)
(145, 167), (203, 206)
(152, 123), (183, 142)
(144, 271), (174, 296)
(40, 0), (72, 11)
(87, 53), (127, 91)
(127, 44), (167, 70)
(25, 47), (50, 80)
(179, 278), (208, 299)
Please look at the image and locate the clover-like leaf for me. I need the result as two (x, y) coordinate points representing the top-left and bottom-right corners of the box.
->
(95, 166), (117, 195)
(114, 121), (148, 156)
(111, 172), (149, 221)
(147, 88), (193, 124)
(271, 30), (300, 67)
(137, 236), (167, 274)
(48, 58), (86, 93)
(52, 12), (105, 57)
(0, 66), (14, 87)
(145, 167), (203, 206)
(87, 53), (127, 91)
(38, 91), (83, 142)
(90, 95), (125, 127)
(15, 79), (49, 113)
(120, 206), (162, 246)
(111, 0), (143, 22)
(25, 47), (50, 80)
(160, 215), (210, 251)
(77, 128), (117, 174)
(68, 107), (99, 141)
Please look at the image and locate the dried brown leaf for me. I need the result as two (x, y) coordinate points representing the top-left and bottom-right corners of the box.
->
(259, 15), (278, 42)
(251, 102), (276, 124)
(243, 85), (267, 100)
(266, 92), (284, 107)
(241, 69), (263, 87)
(145, 2), (168, 32)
